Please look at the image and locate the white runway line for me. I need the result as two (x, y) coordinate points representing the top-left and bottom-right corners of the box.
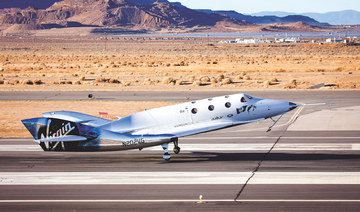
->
(1, 172), (360, 185)
(0, 199), (360, 203)
(0, 172), (252, 185)
(2, 143), (360, 151)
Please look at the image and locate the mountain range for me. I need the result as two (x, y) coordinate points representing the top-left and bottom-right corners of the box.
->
(252, 10), (360, 25)
(1, 0), (356, 34)
(196, 10), (327, 26)
(0, 0), (250, 30)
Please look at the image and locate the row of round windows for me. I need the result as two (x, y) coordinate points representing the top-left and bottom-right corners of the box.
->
(191, 102), (232, 114)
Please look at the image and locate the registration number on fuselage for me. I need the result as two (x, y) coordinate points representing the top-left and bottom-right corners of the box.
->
(122, 138), (145, 146)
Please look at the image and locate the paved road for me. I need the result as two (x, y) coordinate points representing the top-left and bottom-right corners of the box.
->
(0, 91), (359, 211)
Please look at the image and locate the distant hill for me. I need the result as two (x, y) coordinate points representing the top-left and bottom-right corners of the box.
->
(252, 10), (360, 25)
(197, 9), (328, 26)
(0, 0), (184, 9)
(0, 0), (248, 31)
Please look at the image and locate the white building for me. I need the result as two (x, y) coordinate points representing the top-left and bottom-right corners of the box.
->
(326, 38), (343, 43)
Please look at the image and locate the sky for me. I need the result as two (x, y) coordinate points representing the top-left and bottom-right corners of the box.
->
(169, 0), (360, 14)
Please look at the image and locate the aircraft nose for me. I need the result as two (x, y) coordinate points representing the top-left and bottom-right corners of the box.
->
(289, 102), (298, 111)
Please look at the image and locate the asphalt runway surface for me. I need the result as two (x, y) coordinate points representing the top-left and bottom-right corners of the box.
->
(0, 90), (360, 211)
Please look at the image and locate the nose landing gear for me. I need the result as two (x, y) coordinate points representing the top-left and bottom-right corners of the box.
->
(161, 138), (181, 161)
(161, 143), (171, 161)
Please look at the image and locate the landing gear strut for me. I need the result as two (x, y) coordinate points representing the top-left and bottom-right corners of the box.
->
(161, 143), (171, 161)
(172, 138), (181, 154)
(267, 114), (284, 132)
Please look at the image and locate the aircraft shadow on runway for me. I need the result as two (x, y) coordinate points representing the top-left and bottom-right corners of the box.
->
(167, 152), (360, 163)
(2, 152), (360, 166)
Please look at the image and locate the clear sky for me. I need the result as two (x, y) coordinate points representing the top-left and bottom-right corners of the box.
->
(169, 0), (360, 14)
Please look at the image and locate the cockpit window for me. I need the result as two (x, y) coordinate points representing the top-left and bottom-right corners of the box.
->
(225, 102), (231, 108)
(241, 97), (247, 102)
(191, 108), (198, 114)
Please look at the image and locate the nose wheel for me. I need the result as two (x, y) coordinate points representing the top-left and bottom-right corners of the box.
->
(161, 143), (171, 161)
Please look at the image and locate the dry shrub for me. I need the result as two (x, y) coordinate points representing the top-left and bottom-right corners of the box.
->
(123, 81), (131, 86)
(22, 79), (33, 85)
(264, 80), (271, 87)
(0, 80), (4, 84)
(33, 79), (43, 85)
(290, 79), (297, 85)
(193, 81), (202, 86)
(235, 75), (243, 80)
(79, 76), (86, 81)
(65, 81), (72, 84)
(13, 80), (20, 84)
(200, 76), (210, 83)
(210, 77), (217, 84)
(95, 78), (109, 83)
(216, 74), (225, 81)
(243, 75), (251, 80)
(143, 80), (154, 85)
(162, 77), (174, 84)
(175, 80), (184, 85)
(73, 81), (81, 85)
(187, 76), (195, 83)
(270, 78), (279, 83)
(221, 78), (232, 85)
(109, 78), (120, 84)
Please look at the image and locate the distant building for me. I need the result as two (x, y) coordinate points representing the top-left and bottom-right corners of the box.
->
(218, 40), (236, 44)
(326, 38), (343, 43)
(275, 37), (300, 43)
(236, 38), (261, 44)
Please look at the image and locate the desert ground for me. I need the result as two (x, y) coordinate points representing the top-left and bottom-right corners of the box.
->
(0, 36), (359, 91)
(0, 35), (359, 137)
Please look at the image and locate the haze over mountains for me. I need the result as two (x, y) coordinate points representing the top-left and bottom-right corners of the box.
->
(253, 10), (360, 25)
(0, 0), (357, 34)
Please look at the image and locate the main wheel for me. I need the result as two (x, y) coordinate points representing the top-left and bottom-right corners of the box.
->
(173, 146), (181, 154)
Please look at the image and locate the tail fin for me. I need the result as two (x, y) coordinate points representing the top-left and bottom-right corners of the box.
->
(21, 117), (80, 140)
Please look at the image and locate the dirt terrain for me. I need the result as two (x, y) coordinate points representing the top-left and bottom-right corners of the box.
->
(0, 35), (359, 137)
(0, 36), (359, 91)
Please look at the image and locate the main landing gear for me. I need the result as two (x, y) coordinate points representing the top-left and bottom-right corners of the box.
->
(161, 138), (181, 161)
(172, 138), (181, 155)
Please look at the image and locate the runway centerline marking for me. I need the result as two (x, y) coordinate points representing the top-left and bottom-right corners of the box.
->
(1, 172), (360, 185)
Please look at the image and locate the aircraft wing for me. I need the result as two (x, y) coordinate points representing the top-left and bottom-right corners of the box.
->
(35, 135), (88, 143)
(42, 111), (111, 127)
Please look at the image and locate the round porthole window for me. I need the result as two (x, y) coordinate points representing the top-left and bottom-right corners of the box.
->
(191, 108), (198, 114)
(225, 102), (231, 108)
(208, 105), (215, 111)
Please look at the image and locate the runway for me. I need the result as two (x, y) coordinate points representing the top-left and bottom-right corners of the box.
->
(0, 91), (360, 211)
